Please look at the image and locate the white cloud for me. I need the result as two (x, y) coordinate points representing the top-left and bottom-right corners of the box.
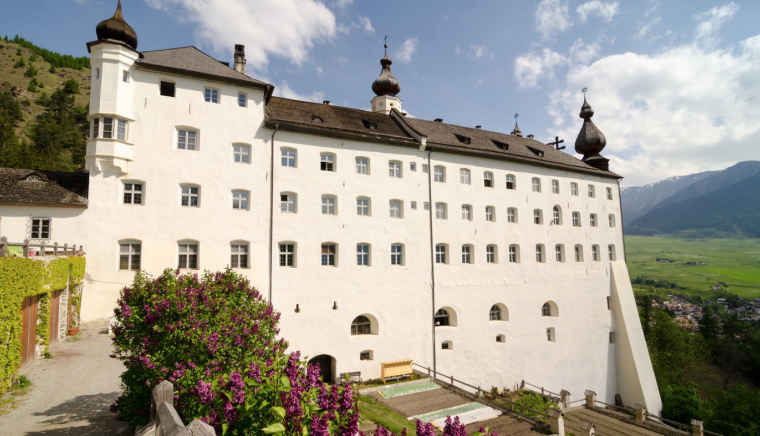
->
(577, 1), (619, 23)
(535, 0), (572, 40)
(468, 44), (494, 60)
(455, 45), (461, 56)
(514, 48), (567, 88)
(547, 34), (760, 186)
(357, 16), (374, 34)
(569, 39), (600, 65)
(332, 0), (353, 9)
(144, 0), (337, 70)
(645, 0), (660, 16)
(274, 81), (325, 103)
(693, 2), (739, 48)
(331, 56), (348, 67)
(633, 17), (661, 40)
(394, 37), (418, 63)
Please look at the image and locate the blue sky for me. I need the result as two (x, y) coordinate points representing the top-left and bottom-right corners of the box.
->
(2, 0), (760, 186)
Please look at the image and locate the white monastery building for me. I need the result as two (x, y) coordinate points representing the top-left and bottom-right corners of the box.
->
(0, 2), (662, 414)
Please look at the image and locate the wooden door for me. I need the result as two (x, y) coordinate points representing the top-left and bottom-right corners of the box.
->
(19, 295), (39, 370)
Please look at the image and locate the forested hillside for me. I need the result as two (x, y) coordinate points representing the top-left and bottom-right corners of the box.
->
(621, 171), (716, 224)
(0, 35), (91, 172)
(626, 172), (760, 237)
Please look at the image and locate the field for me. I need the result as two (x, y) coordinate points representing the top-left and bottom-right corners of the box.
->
(624, 235), (760, 300)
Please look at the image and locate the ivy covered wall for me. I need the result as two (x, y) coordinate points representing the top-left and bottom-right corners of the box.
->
(0, 256), (85, 394)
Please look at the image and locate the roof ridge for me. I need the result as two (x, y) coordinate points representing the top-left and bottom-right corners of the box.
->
(138, 45), (197, 54)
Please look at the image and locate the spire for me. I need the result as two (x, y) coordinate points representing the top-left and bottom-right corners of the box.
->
(372, 36), (401, 97)
(511, 113), (522, 137)
(575, 89), (609, 171)
(96, 0), (138, 50)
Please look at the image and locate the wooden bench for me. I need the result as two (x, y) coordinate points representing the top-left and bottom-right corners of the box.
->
(339, 371), (362, 383)
(381, 359), (413, 384)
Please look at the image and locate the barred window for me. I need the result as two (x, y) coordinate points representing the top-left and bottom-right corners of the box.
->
(30, 218), (50, 239)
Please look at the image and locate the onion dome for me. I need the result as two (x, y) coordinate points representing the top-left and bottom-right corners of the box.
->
(371, 41), (400, 97)
(511, 120), (522, 137)
(575, 93), (609, 171)
(96, 0), (138, 50)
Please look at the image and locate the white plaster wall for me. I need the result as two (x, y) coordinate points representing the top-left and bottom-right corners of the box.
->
(0, 206), (88, 247)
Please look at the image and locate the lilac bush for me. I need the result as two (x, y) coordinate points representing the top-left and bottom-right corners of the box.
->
(110, 269), (497, 436)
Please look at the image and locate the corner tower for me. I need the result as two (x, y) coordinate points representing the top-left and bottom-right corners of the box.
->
(371, 38), (402, 115)
(85, 0), (139, 174)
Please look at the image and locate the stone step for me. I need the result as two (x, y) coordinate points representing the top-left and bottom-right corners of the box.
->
(565, 408), (662, 436)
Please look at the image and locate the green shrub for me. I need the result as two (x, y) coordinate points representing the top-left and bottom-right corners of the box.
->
(12, 375), (31, 389)
(15, 48), (21, 56)
(27, 83), (37, 93)
(24, 65), (37, 78)
(662, 383), (708, 426)
(13, 58), (25, 68)
(28, 54), (36, 62)
(21, 98), (31, 107)
(62, 78), (79, 95)
(48, 65), (56, 74)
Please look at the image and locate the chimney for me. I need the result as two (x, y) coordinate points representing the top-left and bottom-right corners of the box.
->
(234, 44), (246, 74)
(475, 125), (481, 129)
(323, 100), (331, 105)
(527, 134), (534, 139)
(434, 118), (443, 123)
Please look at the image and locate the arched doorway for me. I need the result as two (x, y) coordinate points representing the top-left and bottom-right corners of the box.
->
(307, 354), (336, 384)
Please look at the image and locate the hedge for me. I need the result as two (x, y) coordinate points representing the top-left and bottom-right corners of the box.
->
(0, 255), (85, 394)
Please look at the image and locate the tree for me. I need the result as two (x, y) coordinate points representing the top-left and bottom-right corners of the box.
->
(28, 88), (87, 171)
(62, 78), (79, 95)
(24, 65), (37, 78)
(646, 308), (707, 388)
(708, 384), (760, 436)
(661, 382), (707, 425)
(0, 90), (32, 168)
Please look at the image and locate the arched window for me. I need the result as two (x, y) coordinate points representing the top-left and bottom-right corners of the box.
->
(507, 207), (517, 223)
(552, 206), (561, 225)
(460, 168), (471, 185)
(490, 305), (502, 321)
(609, 214), (616, 228)
(435, 309), (450, 326)
(506, 174), (516, 190)
(484, 172), (494, 187)
(542, 301), (558, 317)
(555, 244), (564, 262)
(533, 209), (543, 225)
(608, 244), (617, 261)
(552, 179), (560, 194)
(574, 245), (583, 262)
(508, 244), (520, 263)
(532, 177), (541, 192)
(351, 316), (372, 335)
(536, 244), (545, 263)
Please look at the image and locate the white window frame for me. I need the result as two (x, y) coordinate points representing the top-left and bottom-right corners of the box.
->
(233, 144), (250, 163)
(410, 162), (417, 172)
(486, 245), (497, 263)
(462, 204), (472, 221)
(485, 206), (494, 222)
(588, 184), (596, 198)
(102, 117), (113, 139)
(507, 208), (517, 223)
(356, 197), (370, 216)
(116, 119), (128, 141)
(178, 242), (199, 270)
(204, 87), (219, 103)
(532, 178), (541, 193)
(280, 193), (296, 213)
(320, 153), (336, 172)
(230, 242), (249, 269)
(30, 217), (51, 240)
(609, 214), (616, 228)
(279, 243), (296, 267)
(122, 70), (129, 83)
(608, 244), (616, 261)
(552, 206), (561, 225)
(390, 200), (403, 218)
(180, 185), (200, 207)
(434, 166), (446, 183)
(571, 182), (579, 196)
(533, 209), (542, 225)
(389, 161), (402, 178)
(321, 243), (337, 267)
(606, 187), (613, 200)
(435, 244), (447, 264)
(391, 243), (404, 266)
(123, 181), (143, 205)
(422, 164), (429, 173)
(232, 190), (249, 210)
(572, 212), (581, 227)
(592, 245), (600, 262)
(506, 174), (516, 190)
(119, 241), (141, 270)
(508, 244), (519, 263)
(355, 157), (369, 175)
(552, 179), (559, 194)
(462, 244), (473, 264)
(590, 214), (598, 227)
(177, 129), (198, 150)
(484, 172), (494, 188)
(574, 245), (583, 262)
(435, 203), (447, 219)
(322, 195), (337, 215)
(555, 244), (564, 262)
(357, 243), (370, 266)
(536, 244), (545, 263)
(460, 168), (471, 185)
(281, 148), (297, 168)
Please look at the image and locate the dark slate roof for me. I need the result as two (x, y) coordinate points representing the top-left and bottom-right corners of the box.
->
(264, 98), (619, 178)
(265, 97), (419, 147)
(0, 169), (89, 207)
(135, 46), (271, 91)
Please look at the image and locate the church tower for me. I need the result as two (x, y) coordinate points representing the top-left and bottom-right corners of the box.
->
(85, 0), (139, 174)
(370, 38), (402, 115)
(575, 92), (609, 171)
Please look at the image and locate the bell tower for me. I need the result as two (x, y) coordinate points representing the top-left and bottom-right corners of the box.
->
(370, 37), (402, 115)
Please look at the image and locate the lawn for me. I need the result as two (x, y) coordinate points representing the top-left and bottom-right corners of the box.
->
(624, 235), (760, 300)
(357, 394), (414, 434)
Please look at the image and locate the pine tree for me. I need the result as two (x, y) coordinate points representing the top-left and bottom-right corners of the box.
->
(29, 88), (87, 171)
(0, 90), (25, 167)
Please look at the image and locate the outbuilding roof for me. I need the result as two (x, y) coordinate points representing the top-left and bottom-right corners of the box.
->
(264, 97), (620, 178)
(135, 46), (272, 92)
(0, 169), (89, 207)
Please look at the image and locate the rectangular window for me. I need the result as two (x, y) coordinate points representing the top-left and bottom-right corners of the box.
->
(233, 145), (250, 163)
(391, 244), (403, 265)
(356, 158), (368, 174)
(422, 164), (429, 173)
(575, 246), (581, 262)
(508, 208), (516, 223)
(281, 194), (295, 213)
(231, 243), (249, 268)
(320, 153), (334, 171)
(484, 172), (493, 187)
(462, 245), (471, 264)
(160, 81), (175, 97)
(204, 87), (218, 103)
(571, 183), (578, 196)
(556, 245), (563, 262)
(509, 246), (517, 263)
(238, 92), (247, 108)
(486, 246), (495, 263)
(124, 182), (143, 204)
(92, 118), (99, 138)
(424, 202), (430, 210)
(436, 203), (446, 219)
(506, 175), (515, 190)
(178, 130), (197, 150)
(534, 210), (541, 224)
(532, 178), (541, 192)
(123, 71), (129, 83)
(279, 244), (295, 267)
(460, 169), (471, 185)
(410, 162), (416, 172)
(281, 149), (296, 167)
(390, 200), (402, 218)
(588, 185), (595, 198)
(117, 119), (127, 141)
(590, 214), (597, 227)
(434, 167), (445, 183)
(321, 244), (336, 266)
(31, 218), (51, 239)
(435, 245), (446, 264)
(322, 196), (336, 215)
(461, 205), (471, 220)
(95, 68), (100, 79)
(357, 198), (369, 216)
(592, 246), (599, 261)
(485, 206), (494, 222)
(389, 161), (401, 178)
(411, 201), (417, 210)
(102, 117), (113, 139)
(536, 245), (544, 263)
(119, 243), (141, 270)
(360, 351), (371, 360)
(357, 244), (369, 266)
(607, 187), (613, 200)
(181, 186), (199, 207)
(573, 212), (580, 226)
(552, 180), (559, 194)
(178, 243), (198, 269)
(232, 191), (249, 210)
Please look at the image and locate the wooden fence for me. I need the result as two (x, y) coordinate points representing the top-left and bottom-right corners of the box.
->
(135, 380), (214, 436)
(0, 237), (83, 258)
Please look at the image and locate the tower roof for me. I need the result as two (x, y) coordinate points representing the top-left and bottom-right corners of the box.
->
(575, 93), (609, 171)
(96, 0), (138, 50)
(371, 39), (401, 97)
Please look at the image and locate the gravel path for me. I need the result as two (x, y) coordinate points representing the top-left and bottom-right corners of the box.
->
(0, 324), (130, 436)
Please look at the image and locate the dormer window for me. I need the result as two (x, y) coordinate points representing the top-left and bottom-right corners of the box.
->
(492, 140), (509, 150)
(26, 175), (42, 182)
(527, 146), (544, 157)
(455, 134), (471, 145)
(312, 116), (323, 123)
(362, 120), (378, 130)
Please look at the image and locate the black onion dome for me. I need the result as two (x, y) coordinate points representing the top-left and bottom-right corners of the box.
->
(575, 97), (606, 156)
(96, 0), (138, 50)
(372, 49), (400, 97)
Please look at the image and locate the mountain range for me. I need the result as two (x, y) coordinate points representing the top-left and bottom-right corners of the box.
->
(622, 161), (760, 237)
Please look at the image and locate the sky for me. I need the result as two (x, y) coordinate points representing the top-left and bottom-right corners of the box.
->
(2, 0), (760, 187)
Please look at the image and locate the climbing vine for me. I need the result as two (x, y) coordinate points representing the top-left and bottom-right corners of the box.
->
(0, 255), (86, 395)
